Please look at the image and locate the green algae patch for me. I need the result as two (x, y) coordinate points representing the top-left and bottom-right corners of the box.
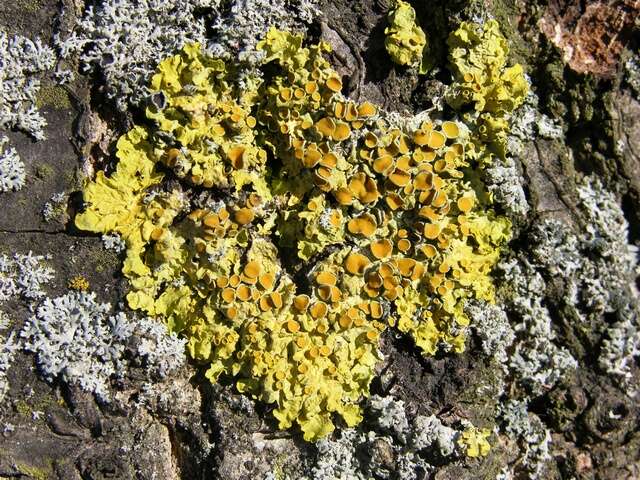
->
(76, 27), (513, 441)
(35, 84), (72, 110)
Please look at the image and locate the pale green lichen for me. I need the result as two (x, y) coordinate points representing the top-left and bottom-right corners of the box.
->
(76, 27), (511, 441)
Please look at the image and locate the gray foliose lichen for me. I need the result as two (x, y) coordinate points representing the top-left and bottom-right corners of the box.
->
(0, 30), (55, 140)
(21, 291), (186, 402)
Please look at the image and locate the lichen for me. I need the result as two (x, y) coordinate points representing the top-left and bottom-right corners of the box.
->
(57, 0), (320, 112)
(0, 311), (9, 330)
(0, 331), (18, 402)
(458, 422), (491, 458)
(0, 251), (54, 402)
(368, 394), (410, 442)
(0, 135), (26, 193)
(497, 258), (578, 395)
(41, 192), (68, 223)
(466, 299), (514, 366)
(308, 395), (481, 479)
(21, 291), (133, 400)
(446, 20), (528, 115)
(599, 304), (640, 395)
(482, 155), (529, 220)
(624, 57), (640, 98)
(445, 19), (529, 171)
(15, 463), (50, 480)
(208, 0), (319, 66)
(499, 400), (552, 478)
(75, 27), (514, 440)
(68, 275), (90, 291)
(0, 30), (55, 140)
(21, 290), (186, 401)
(0, 252), (54, 302)
(311, 429), (366, 480)
(384, 0), (427, 68)
(411, 414), (457, 457)
(101, 233), (127, 253)
(56, 0), (214, 111)
(132, 317), (188, 379)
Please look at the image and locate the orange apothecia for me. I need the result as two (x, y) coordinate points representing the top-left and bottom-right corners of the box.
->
(75, 25), (514, 442)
